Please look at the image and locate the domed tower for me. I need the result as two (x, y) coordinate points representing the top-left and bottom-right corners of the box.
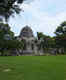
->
(20, 25), (34, 39)
(18, 25), (44, 55)
(19, 26), (36, 55)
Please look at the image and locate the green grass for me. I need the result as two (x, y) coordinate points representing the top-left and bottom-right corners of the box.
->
(0, 56), (66, 80)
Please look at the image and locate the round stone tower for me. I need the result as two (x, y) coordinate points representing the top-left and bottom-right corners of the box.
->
(20, 25), (34, 38)
(19, 25), (36, 55)
(18, 25), (44, 55)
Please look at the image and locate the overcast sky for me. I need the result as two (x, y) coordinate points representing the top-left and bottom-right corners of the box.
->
(9, 0), (66, 36)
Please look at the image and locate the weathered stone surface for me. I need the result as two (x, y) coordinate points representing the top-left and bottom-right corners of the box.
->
(19, 26), (44, 55)
(20, 26), (34, 38)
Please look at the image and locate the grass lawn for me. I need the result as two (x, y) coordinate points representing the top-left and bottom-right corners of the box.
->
(0, 56), (66, 80)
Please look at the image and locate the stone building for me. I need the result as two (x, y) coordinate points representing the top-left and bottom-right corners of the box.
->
(19, 26), (44, 55)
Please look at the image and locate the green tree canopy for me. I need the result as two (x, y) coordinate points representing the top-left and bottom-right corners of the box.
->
(0, 23), (14, 40)
(0, 0), (24, 21)
(37, 32), (55, 49)
(0, 23), (24, 55)
(55, 21), (66, 35)
(55, 21), (66, 48)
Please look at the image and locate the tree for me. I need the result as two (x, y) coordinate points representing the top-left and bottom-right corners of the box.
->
(37, 32), (44, 40)
(0, 23), (14, 40)
(55, 21), (66, 54)
(0, 23), (14, 55)
(37, 32), (55, 52)
(0, 0), (24, 21)
(55, 21), (66, 35)
(0, 23), (24, 55)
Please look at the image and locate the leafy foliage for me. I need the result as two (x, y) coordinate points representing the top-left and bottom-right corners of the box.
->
(0, 23), (23, 55)
(55, 21), (66, 48)
(37, 32), (55, 50)
(55, 21), (66, 35)
(0, 0), (24, 21)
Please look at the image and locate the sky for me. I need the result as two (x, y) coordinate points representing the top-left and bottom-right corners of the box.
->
(9, 0), (66, 36)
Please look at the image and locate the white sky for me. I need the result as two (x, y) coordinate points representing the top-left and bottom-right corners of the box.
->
(9, 0), (66, 36)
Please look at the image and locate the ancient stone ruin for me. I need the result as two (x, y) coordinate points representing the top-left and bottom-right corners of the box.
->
(18, 25), (44, 55)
